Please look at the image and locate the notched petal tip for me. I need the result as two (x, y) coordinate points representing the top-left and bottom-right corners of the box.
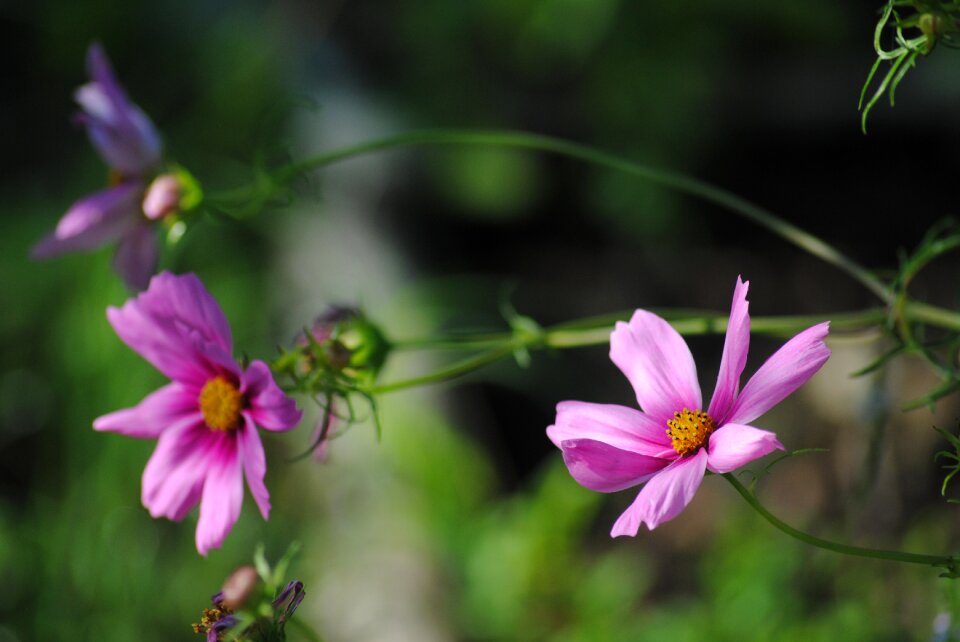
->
(609, 450), (708, 535)
(86, 42), (112, 77)
(707, 423), (784, 474)
(609, 310), (702, 423)
(726, 321), (831, 426)
(708, 276), (752, 422)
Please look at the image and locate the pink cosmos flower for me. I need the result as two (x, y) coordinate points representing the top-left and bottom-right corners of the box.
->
(32, 43), (178, 291)
(93, 272), (303, 554)
(547, 277), (830, 535)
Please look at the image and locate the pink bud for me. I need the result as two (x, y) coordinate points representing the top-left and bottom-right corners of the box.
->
(142, 173), (183, 220)
(220, 565), (260, 610)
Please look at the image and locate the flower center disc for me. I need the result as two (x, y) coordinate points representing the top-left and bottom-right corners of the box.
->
(667, 408), (716, 457)
(199, 377), (243, 432)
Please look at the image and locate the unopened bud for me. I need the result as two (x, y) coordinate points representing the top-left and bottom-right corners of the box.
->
(220, 565), (260, 610)
(300, 306), (389, 377)
(142, 173), (184, 220)
(919, 12), (945, 38)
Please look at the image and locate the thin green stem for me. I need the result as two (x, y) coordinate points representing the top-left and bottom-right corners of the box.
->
(210, 129), (892, 302)
(905, 300), (960, 332)
(370, 344), (517, 394)
(390, 309), (886, 353)
(723, 473), (955, 569)
(371, 309), (886, 394)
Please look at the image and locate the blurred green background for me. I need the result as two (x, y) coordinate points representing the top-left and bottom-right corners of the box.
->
(4, 1), (960, 640)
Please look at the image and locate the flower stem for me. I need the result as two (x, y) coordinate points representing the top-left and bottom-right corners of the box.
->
(210, 129), (892, 303)
(722, 473), (956, 571)
(370, 344), (517, 394)
(372, 308), (885, 394)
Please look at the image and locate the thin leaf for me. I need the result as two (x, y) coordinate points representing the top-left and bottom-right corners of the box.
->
(850, 344), (906, 377)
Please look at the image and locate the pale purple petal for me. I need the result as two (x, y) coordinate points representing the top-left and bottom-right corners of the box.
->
(31, 183), (141, 259)
(610, 448), (708, 536)
(726, 322), (830, 426)
(708, 276), (750, 423)
(560, 439), (670, 492)
(706, 423), (784, 473)
(196, 433), (244, 556)
(241, 360), (302, 431)
(546, 400), (674, 458)
(93, 382), (200, 438)
(113, 222), (158, 292)
(610, 310), (702, 424)
(141, 418), (212, 521)
(238, 416), (270, 519)
(77, 44), (162, 175)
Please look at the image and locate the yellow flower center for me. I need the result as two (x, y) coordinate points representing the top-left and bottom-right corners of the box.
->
(667, 408), (716, 457)
(199, 377), (243, 432)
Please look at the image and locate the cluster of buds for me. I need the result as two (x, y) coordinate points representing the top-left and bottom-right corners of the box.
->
(293, 307), (389, 384)
(272, 306), (390, 459)
(193, 549), (306, 641)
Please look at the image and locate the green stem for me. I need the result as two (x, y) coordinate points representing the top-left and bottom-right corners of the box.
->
(723, 473), (955, 569)
(371, 308), (886, 394)
(370, 344), (517, 394)
(392, 309), (885, 352)
(287, 617), (325, 642)
(210, 129), (891, 303)
(905, 300), (960, 332)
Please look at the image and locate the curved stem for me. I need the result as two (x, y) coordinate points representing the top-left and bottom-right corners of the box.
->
(723, 473), (955, 569)
(210, 129), (892, 303)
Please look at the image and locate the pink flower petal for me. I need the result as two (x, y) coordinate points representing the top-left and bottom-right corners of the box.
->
(31, 184), (141, 259)
(610, 448), (708, 536)
(112, 222), (158, 292)
(93, 382), (200, 438)
(560, 439), (670, 492)
(196, 433), (244, 556)
(546, 400), (674, 458)
(706, 423), (784, 474)
(141, 418), (212, 521)
(139, 272), (233, 352)
(106, 273), (234, 385)
(726, 322), (830, 426)
(238, 416), (270, 519)
(708, 276), (750, 423)
(241, 360), (302, 431)
(610, 310), (702, 425)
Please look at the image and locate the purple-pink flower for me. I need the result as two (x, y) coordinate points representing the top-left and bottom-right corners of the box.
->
(93, 272), (303, 554)
(32, 43), (170, 291)
(547, 277), (830, 535)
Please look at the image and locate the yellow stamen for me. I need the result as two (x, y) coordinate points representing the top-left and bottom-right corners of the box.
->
(199, 377), (243, 432)
(666, 408), (716, 457)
